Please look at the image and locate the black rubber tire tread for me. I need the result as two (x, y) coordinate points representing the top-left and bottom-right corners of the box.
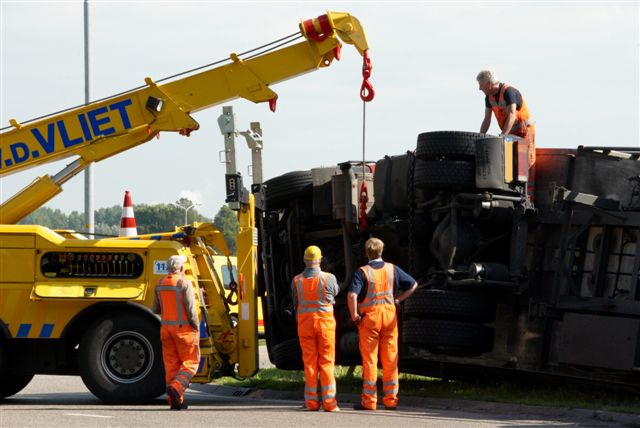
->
(0, 374), (34, 399)
(264, 170), (313, 211)
(403, 289), (496, 322)
(78, 313), (165, 404)
(271, 338), (303, 370)
(414, 160), (475, 189)
(402, 319), (494, 355)
(416, 131), (486, 160)
(0, 340), (35, 399)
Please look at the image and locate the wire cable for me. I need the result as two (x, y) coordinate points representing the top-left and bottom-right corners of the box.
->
(1, 31), (302, 131)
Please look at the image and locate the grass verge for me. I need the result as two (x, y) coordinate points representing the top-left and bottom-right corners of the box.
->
(216, 366), (640, 414)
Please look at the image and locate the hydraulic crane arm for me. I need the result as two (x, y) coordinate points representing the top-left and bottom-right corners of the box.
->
(0, 11), (372, 223)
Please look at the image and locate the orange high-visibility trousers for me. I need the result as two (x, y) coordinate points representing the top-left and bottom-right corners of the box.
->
(358, 305), (399, 409)
(160, 325), (200, 401)
(297, 313), (338, 411)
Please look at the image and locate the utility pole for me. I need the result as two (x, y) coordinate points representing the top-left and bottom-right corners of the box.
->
(83, 0), (94, 236)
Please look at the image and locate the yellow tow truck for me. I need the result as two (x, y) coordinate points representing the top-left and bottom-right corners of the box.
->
(0, 11), (372, 403)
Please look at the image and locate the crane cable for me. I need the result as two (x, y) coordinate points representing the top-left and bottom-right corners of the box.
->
(358, 50), (375, 232)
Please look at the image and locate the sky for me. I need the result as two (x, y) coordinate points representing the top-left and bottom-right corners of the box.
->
(1, 1), (638, 221)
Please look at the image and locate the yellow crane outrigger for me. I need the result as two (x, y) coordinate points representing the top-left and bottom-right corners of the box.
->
(0, 11), (373, 404)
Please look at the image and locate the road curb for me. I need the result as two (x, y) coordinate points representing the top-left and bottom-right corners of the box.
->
(196, 384), (640, 426)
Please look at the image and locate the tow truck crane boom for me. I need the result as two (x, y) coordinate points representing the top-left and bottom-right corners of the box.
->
(0, 11), (372, 223)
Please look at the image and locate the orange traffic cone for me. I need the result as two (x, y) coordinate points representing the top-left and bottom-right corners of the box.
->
(119, 190), (138, 237)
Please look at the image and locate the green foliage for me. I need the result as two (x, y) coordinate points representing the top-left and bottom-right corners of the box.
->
(19, 199), (213, 237)
(216, 367), (640, 414)
(214, 205), (239, 255)
(19, 201), (239, 254)
(20, 207), (69, 229)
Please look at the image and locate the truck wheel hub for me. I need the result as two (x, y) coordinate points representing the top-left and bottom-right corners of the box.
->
(101, 331), (154, 384)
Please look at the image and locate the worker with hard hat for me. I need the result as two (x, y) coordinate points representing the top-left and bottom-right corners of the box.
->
(152, 254), (200, 410)
(477, 69), (536, 168)
(348, 237), (417, 411)
(291, 245), (340, 412)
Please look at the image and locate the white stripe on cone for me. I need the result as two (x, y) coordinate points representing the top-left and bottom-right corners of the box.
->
(119, 190), (138, 237)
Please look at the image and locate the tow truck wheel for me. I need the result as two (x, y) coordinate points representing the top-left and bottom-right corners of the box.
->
(0, 374), (34, 399)
(0, 341), (34, 399)
(79, 313), (164, 404)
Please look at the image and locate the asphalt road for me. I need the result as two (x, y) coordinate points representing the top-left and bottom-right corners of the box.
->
(1, 374), (633, 428)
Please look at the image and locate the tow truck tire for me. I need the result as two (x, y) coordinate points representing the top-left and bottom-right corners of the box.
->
(402, 319), (494, 356)
(264, 170), (313, 211)
(403, 289), (496, 322)
(271, 338), (303, 370)
(414, 160), (475, 189)
(0, 340), (35, 399)
(79, 313), (165, 404)
(416, 131), (485, 160)
(0, 374), (34, 400)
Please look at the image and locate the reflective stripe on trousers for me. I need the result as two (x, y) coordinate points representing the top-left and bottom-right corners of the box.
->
(160, 325), (200, 398)
(297, 312), (337, 411)
(357, 304), (399, 409)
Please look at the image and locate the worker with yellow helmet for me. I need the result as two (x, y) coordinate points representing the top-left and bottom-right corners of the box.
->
(291, 245), (340, 412)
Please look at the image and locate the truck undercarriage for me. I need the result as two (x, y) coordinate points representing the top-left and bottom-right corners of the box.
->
(258, 131), (640, 390)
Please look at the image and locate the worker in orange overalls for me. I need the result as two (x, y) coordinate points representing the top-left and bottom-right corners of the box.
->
(477, 69), (536, 169)
(152, 255), (200, 410)
(292, 245), (340, 412)
(348, 237), (417, 411)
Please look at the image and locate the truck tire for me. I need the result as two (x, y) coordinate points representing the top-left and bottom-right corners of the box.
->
(271, 338), (303, 370)
(0, 374), (34, 399)
(264, 170), (313, 211)
(414, 160), (475, 189)
(402, 319), (494, 355)
(78, 313), (165, 404)
(0, 340), (35, 399)
(403, 289), (496, 323)
(416, 131), (485, 160)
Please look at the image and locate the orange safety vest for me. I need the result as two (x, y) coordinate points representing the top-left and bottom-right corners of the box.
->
(156, 274), (191, 327)
(359, 263), (395, 311)
(488, 83), (533, 137)
(294, 272), (333, 315)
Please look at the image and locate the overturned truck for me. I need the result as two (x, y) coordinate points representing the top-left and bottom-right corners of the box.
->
(257, 131), (640, 389)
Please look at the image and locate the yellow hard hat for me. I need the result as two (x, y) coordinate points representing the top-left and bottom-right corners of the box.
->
(304, 245), (322, 261)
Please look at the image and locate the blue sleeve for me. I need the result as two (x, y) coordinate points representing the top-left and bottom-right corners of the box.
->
(394, 265), (416, 292)
(349, 269), (366, 296)
(484, 96), (491, 109)
(503, 87), (522, 109)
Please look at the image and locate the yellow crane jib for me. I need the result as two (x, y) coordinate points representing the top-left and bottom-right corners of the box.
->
(300, 12), (375, 103)
(0, 10), (373, 223)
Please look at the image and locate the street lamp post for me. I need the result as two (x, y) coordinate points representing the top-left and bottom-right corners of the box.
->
(171, 201), (201, 225)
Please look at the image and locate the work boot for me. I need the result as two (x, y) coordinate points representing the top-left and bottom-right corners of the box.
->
(166, 386), (182, 410)
(384, 405), (397, 411)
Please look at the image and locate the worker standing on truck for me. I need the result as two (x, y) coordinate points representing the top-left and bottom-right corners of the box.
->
(477, 69), (536, 168)
(152, 255), (200, 410)
(348, 237), (417, 411)
(292, 245), (340, 412)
